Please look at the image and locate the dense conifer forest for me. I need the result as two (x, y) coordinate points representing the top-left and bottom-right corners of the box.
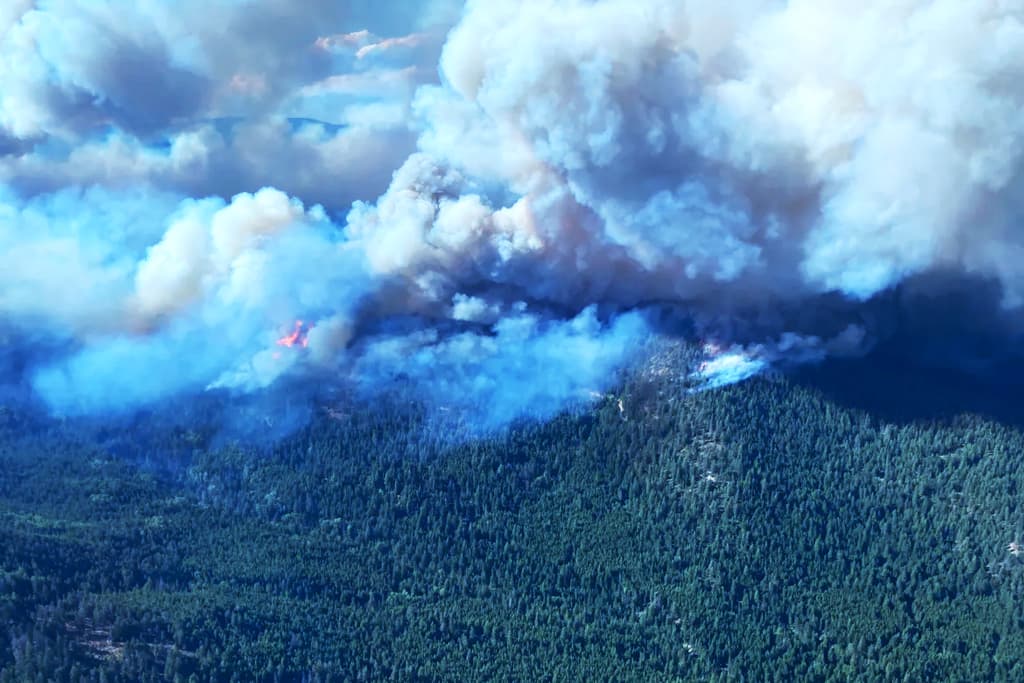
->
(2, 357), (1024, 681)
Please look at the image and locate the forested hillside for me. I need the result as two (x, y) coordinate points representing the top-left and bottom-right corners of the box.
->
(2, 363), (1023, 682)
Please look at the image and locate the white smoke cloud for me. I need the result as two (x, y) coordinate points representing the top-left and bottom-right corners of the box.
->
(403, 0), (1024, 307)
(0, 0), (452, 210)
(6, 0), (1024, 427)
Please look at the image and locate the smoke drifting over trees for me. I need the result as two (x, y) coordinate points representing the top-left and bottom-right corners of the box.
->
(3, 0), (1024, 427)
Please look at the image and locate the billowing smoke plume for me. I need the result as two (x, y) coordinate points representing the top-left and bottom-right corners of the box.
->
(4, 0), (1024, 430)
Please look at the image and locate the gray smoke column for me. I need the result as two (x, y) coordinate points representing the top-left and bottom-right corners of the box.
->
(4, 0), (1024, 428)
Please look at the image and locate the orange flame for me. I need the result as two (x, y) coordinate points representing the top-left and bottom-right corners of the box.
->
(276, 320), (311, 348)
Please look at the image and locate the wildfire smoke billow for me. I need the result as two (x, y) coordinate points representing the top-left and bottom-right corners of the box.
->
(3, 0), (1024, 429)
